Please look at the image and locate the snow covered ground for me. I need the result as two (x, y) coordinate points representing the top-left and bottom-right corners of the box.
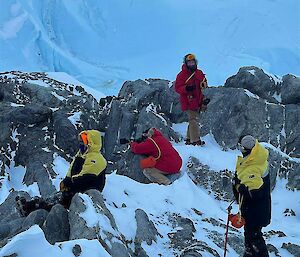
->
(1, 123), (299, 257)
(1, 0), (300, 95)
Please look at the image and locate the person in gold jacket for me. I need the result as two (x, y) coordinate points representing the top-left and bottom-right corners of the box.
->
(16, 130), (107, 216)
(233, 135), (271, 257)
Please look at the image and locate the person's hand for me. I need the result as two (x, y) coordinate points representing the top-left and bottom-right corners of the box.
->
(232, 175), (240, 187)
(236, 184), (251, 198)
(62, 177), (72, 188)
(186, 85), (196, 92)
(59, 181), (66, 191)
(120, 138), (130, 144)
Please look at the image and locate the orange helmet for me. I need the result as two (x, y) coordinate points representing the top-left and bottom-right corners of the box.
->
(80, 132), (88, 145)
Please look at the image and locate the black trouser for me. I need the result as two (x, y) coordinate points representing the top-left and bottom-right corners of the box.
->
(243, 224), (269, 257)
(23, 173), (106, 214)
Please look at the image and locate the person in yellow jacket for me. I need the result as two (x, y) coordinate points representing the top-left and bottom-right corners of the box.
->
(232, 135), (271, 257)
(16, 130), (107, 216)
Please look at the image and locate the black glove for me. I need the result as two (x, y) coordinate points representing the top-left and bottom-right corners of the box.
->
(120, 138), (130, 144)
(237, 184), (251, 198)
(134, 136), (147, 143)
(232, 175), (240, 187)
(186, 85), (196, 92)
(62, 177), (72, 188)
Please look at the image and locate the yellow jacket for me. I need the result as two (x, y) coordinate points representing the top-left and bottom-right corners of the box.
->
(236, 140), (269, 190)
(66, 130), (107, 178)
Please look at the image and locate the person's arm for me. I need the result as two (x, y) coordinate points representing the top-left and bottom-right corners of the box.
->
(130, 139), (157, 156)
(73, 154), (107, 178)
(175, 73), (188, 95)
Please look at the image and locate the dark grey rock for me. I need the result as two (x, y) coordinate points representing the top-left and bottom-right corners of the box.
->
(19, 82), (62, 107)
(281, 74), (300, 104)
(5, 103), (52, 125)
(285, 104), (300, 157)
(200, 87), (284, 150)
(43, 204), (69, 244)
(104, 79), (181, 183)
(168, 214), (196, 251)
(22, 209), (49, 230)
(282, 243), (300, 257)
(224, 66), (281, 103)
(52, 111), (78, 156)
(68, 190), (131, 257)
(135, 209), (158, 246)
(0, 218), (25, 247)
(72, 244), (82, 257)
(186, 157), (234, 201)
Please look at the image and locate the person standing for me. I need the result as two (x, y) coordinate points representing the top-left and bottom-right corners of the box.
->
(175, 53), (208, 146)
(233, 135), (271, 257)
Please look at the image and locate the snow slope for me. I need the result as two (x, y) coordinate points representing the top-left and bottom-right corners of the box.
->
(1, 124), (299, 257)
(1, 0), (300, 94)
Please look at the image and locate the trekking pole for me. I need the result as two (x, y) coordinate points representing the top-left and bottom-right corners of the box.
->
(224, 200), (234, 257)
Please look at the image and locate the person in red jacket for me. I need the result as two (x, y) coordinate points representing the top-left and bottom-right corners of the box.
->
(130, 128), (182, 185)
(175, 53), (208, 146)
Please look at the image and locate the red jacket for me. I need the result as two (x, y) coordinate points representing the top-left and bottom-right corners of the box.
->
(130, 129), (182, 174)
(175, 64), (206, 111)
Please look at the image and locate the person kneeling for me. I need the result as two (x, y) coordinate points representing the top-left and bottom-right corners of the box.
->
(129, 128), (182, 185)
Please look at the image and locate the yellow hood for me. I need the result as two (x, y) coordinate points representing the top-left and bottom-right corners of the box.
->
(236, 140), (269, 190)
(79, 130), (102, 153)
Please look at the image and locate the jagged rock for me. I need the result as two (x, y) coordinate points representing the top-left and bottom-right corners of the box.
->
(7, 103), (52, 125)
(43, 204), (69, 244)
(285, 104), (300, 157)
(52, 111), (78, 156)
(69, 190), (131, 257)
(282, 243), (300, 257)
(168, 214), (196, 251)
(281, 74), (300, 104)
(224, 66), (281, 103)
(104, 79), (181, 183)
(18, 82), (62, 107)
(267, 244), (281, 257)
(186, 157), (234, 201)
(22, 209), (49, 230)
(134, 209), (158, 256)
(201, 87), (285, 150)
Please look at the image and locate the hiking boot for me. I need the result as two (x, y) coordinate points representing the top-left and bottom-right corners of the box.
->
(191, 140), (205, 146)
(185, 139), (192, 145)
(15, 196), (40, 217)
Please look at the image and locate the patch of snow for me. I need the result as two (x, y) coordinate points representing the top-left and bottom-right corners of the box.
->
(10, 102), (25, 107)
(0, 225), (111, 257)
(244, 89), (260, 99)
(68, 112), (81, 128)
(27, 79), (50, 88)
(51, 154), (70, 191)
(247, 69), (256, 76)
(51, 91), (66, 101)
(272, 92), (282, 102)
